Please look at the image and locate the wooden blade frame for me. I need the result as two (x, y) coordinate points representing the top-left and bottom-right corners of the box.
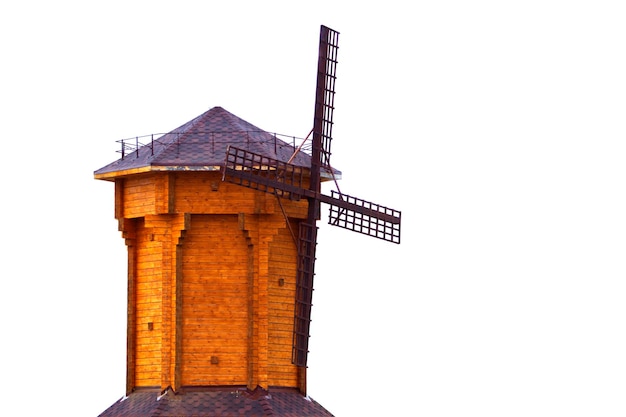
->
(293, 25), (339, 368)
(222, 145), (306, 201)
(329, 190), (401, 244)
(221, 25), (401, 369)
(223, 146), (401, 238)
(223, 146), (402, 237)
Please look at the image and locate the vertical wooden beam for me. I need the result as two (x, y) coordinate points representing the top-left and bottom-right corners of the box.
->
(257, 235), (270, 390)
(243, 214), (282, 391)
(114, 178), (125, 220)
(246, 234), (255, 389)
(159, 216), (172, 392)
(156, 173), (176, 214)
(298, 363), (307, 394)
(121, 219), (137, 395)
(167, 173), (175, 214)
(240, 213), (256, 389)
(173, 213), (189, 392)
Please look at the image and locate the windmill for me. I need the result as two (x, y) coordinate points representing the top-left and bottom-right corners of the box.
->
(222, 25), (402, 368)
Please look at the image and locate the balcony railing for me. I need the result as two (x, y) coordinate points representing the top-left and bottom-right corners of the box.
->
(115, 131), (312, 160)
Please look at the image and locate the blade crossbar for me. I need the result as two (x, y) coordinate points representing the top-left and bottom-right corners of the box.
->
(222, 145), (305, 200)
(329, 190), (401, 244)
(292, 222), (317, 367)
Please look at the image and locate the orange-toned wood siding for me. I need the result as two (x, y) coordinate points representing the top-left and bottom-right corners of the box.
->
(133, 218), (162, 387)
(173, 172), (270, 215)
(181, 214), (249, 386)
(118, 172), (308, 220)
(115, 170), (309, 392)
(170, 213), (188, 391)
(267, 221), (300, 387)
(123, 175), (157, 218)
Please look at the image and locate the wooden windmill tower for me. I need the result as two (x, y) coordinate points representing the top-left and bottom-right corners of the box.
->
(94, 26), (401, 417)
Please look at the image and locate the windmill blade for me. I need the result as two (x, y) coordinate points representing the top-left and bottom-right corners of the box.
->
(291, 25), (340, 368)
(222, 145), (306, 200)
(292, 222), (317, 367)
(328, 190), (402, 244)
(312, 25), (339, 174)
(223, 145), (401, 243)
(291, 188), (402, 367)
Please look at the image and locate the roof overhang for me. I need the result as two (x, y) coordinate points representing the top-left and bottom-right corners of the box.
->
(94, 164), (340, 182)
(94, 165), (222, 181)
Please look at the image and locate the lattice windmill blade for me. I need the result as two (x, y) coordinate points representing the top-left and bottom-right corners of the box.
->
(328, 191), (402, 244)
(312, 25), (339, 172)
(222, 148), (401, 242)
(222, 145), (306, 201)
(293, 25), (339, 367)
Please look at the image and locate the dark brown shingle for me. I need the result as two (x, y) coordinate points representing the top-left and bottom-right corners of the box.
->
(98, 387), (335, 417)
(94, 107), (313, 177)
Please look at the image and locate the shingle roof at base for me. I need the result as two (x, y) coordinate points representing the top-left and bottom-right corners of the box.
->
(98, 387), (335, 417)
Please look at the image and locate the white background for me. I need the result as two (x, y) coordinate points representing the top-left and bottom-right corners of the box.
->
(1, 1), (625, 416)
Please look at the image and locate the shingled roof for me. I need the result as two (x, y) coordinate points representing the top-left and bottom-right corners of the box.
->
(94, 106), (331, 180)
(98, 387), (335, 417)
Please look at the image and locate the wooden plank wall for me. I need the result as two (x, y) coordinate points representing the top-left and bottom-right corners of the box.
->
(268, 220), (300, 387)
(121, 172), (308, 219)
(123, 175), (156, 218)
(133, 217), (162, 387)
(181, 214), (249, 386)
(116, 171), (309, 391)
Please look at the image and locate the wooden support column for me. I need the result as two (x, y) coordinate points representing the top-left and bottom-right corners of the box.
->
(240, 213), (283, 390)
(240, 213), (258, 390)
(119, 218), (137, 395)
(114, 178), (125, 220)
(155, 173), (175, 214)
(172, 213), (189, 392)
(257, 234), (270, 390)
(141, 214), (172, 393)
(125, 212), (188, 392)
(246, 231), (255, 389)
